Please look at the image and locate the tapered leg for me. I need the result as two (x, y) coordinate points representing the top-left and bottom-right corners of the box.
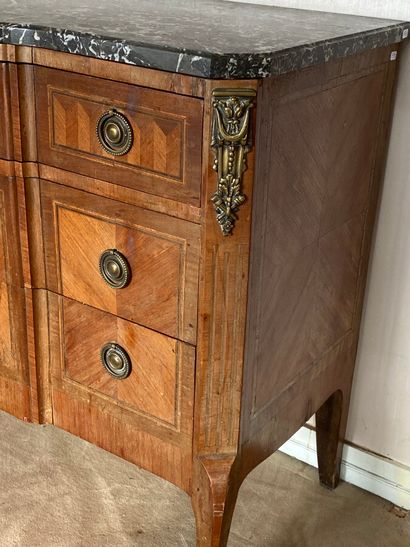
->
(316, 389), (351, 489)
(191, 455), (241, 547)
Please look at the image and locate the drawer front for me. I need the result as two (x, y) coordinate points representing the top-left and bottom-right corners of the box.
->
(35, 66), (203, 205)
(41, 180), (200, 344)
(49, 295), (195, 490)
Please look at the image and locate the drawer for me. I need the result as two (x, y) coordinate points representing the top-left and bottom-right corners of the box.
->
(35, 66), (203, 205)
(41, 180), (200, 344)
(56, 297), (194, 429)
(49, 295), (195, 490)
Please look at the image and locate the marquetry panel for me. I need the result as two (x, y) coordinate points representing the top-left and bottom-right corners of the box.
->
(40, 180), (200, 344)
(244, 64), (388, 421)
(63, 299), (187, 427)
(35, 66), (203, 205)
(49, 294), (195, 491)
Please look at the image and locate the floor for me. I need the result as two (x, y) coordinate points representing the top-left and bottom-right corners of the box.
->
(0, 411), (408, 546)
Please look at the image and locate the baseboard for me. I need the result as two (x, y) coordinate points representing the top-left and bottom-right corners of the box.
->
(279, 426), (410, 510)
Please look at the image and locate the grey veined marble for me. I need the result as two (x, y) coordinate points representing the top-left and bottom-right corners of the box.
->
(0, 0), (408, 79)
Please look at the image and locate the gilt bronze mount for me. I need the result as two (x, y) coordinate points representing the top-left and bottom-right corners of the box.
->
(211, 89), (256, 235)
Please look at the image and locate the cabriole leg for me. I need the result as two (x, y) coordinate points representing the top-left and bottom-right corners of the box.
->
(191, 455), (241, 547)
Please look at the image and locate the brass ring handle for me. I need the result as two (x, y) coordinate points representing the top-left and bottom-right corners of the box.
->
(99, 249), (131, 289)
(96, 109), (133, 156)
(101, 343), (131, 379)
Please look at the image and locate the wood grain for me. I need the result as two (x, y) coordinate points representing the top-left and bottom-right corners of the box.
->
(39, 163), (201, 223)
(23, 287), (40, 423)
(193, 455), (237, 547)
(0, 159), (16, 177)
(187, 46), (399, 547)
(64, 299), (181, 427)
(0, 45), (14, 63)
(238, 46), (398, 493)
(0, 175), (24, 287)
(49, 293), (195, 492)
(16, 176), (33, 289)
(0, 45), (32, 64)
(0, 281), (29, 388)
(33, 48), (205, 97)
(0, 63), (14, 160)
(0, 70), (32, 417)
(35, 66), (203, 206)
(40, 180), (200, 344)
(249, 68), (384, 416)
(0, 42), (401, 547)
(29, 288), (53, 424)
(0, 61), (26, 162)
(315, 44), (400, 490)
(0, 373), (30, 421)
(0, 177), (30, 420)
(17, 63), (38, 162)
(191, 78), (258, 546)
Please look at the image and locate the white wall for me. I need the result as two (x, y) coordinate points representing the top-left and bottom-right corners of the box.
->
(229, 1), (410, 468)
(227, 0), (410, 19)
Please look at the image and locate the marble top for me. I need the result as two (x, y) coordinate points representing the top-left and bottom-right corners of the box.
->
(0, 0), (408, 79)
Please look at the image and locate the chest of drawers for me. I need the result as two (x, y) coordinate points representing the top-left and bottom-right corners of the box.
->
(0, 3), (408, 544)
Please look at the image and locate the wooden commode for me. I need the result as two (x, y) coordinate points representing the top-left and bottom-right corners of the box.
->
(0, 1), (409, 545)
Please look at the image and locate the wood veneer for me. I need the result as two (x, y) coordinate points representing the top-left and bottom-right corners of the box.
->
(40, 180), (200, 344)
(0, 61), (22, 161)
(0, 172), (30, 420)
(0, 41), (401, 547)
(191, 47), (398, 546)
(38, 163), (202, 223)
(48, 293), (195, 492)
(35, 66), (203, 206)
(32, 48), (206, 98)
(0, 63), (12, 160)
(63, 300), (182, 426)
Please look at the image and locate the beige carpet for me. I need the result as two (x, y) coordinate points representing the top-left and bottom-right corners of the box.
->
(0, 410), (408, 546)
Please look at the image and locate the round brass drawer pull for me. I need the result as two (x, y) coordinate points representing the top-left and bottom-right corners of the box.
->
(96, 109), (133, 156)
(99, 249), (131, 289)
(101, 343), (131, 379)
